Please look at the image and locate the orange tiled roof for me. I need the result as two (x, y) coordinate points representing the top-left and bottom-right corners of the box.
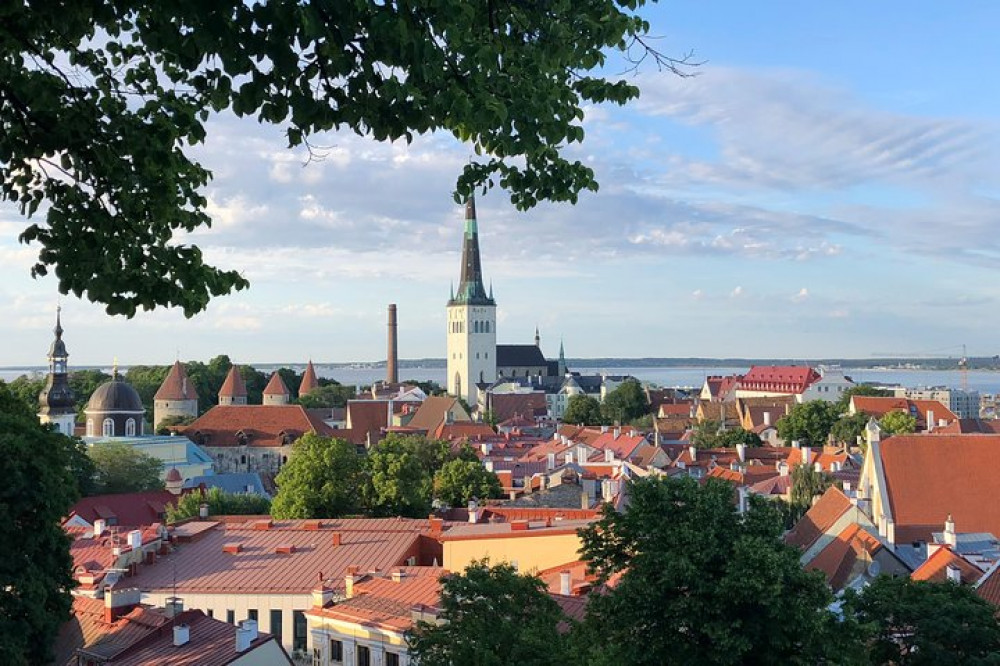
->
(911, 547), (983, 584)
(299, 361), (319, 396)
(853, 396), (957, 428)
(976, 564), (1000, 606)
(434, 422), (497, 441)
(308, 567), (442, 632)
(785, 486), (853, 551)
(184, 404), (334, 448)
(490, 393), (548, 422)
(218, 365), (247, 398)
(879, 434), (1000, 543)
(807, 522), (882, 589)
(263, 371), (290, 397)
(67, 491), (178, 529)
(739, 365), (821, 394)
(154, 360), (195, 401)
(53, 597), (171, 666)
(407, 396), (465, 432)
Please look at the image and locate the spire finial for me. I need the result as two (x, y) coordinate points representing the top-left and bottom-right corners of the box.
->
(489, 280), (494, 300)
(54, 306), (63, 339)
(112, 357), (119, 379)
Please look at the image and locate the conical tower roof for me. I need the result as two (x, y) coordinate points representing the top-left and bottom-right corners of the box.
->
(263, 370), (290, 397)
(299, 361), (319, 397)
(219, 365), (248, 399)
(155, 360), (195, 400)
(448, 195), (494, 306)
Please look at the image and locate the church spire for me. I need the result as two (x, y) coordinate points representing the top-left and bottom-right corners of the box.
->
(449, 195), (494, 306)
(39, 307), (76, 427)
(558, 338), (567, 376)
(535, 325), (540, 348)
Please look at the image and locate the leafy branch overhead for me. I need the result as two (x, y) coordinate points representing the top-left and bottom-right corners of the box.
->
(0, 1), (692, 316)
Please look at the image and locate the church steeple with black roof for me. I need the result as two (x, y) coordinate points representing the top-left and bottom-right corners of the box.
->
(448, 196), (495, 307)
(38, 307), (77, 436)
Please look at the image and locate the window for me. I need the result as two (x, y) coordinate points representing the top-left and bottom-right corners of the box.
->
(226, 609), (235, 624)
(270, 609), (283, 644)
(125, 418), (136, 436)
(330, 639), (343, 663)
(293, 610), (307, 651)
(248, 609), (258, 622)
(386, 653), (400, 666)
(102, 418), (114, 437)
(357, 646), (371, 666)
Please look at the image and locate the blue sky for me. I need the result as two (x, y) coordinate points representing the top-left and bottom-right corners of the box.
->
(2, 1), (999, 366)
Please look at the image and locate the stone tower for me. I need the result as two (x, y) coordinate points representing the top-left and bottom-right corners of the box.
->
(218, 365), (248, 406)
(446, 196), (496, 405)
(263, 371), (290, 406)
(153, 360), (198, 430)
(38, 307), (77, 436)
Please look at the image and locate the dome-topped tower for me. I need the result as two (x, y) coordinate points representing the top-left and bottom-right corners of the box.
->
(84, 364), (146, 438)
(38, 307), (77, 436)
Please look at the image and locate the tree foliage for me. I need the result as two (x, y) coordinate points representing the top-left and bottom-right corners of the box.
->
(691, 420), (763, 449)
(601, 379), (650, 423)
(408, 560), (567, 666)
(830, 412), (869, 447)
(0, 384), (80, 665)
(88, 441), (165, 494)
(880, 410), (917, 436)
(296, 383), (355, 409)
(776, 400), (840, 447)
(3, 1), (686, 316)
(433, 459), (503, 508)
(789, 463), (833, 515)
(562, 394), (603, 425)
(166, 486), (271, 522)
(271, 434), (364, 519)
(844, 575), (1000, 665)
(574, 477), (843, 665)
(364, 436), (436, 518)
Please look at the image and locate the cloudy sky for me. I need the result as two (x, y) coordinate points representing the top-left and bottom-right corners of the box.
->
(3, 1), (999, 367)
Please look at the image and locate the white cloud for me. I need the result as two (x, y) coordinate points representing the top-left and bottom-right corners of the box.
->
(792, 288), (809, 303)
(730, 286), (744, 298)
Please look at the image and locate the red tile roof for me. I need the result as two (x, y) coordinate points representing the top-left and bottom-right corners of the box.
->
(308, 567), (442, 632)
(53, 596), (171, 666)
(590, 430), (646, 460)
(739, 365), (821, 394)
(878, 434), (1000, 543)
(490, 393), (548, 422)
(263, 371), (290, 397)
(218, 366), (247, 399)
(67, 491), (179, 529)
(434, 422), (497, 441)
(299, 361), (319, 396)
(154, 361), (196, 401)
(127, 519), (430, 595)
(344, 400), (392, 445)
(852, 396), (957, 428)
(911, 547), (983, 584)
(785, 486), (854, 551)
(183, 405), (334, 448)
(407, 396), (467, 432)
(806, 522), (883, 589)
(976, 564), (1000, 606)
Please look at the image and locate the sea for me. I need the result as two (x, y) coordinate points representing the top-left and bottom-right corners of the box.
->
(5, 364), (1000, 395)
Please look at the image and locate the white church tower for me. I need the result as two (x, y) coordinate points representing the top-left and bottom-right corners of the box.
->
(446, 197), (496, 405)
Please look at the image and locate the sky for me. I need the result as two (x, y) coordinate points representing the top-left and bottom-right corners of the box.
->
(2, 1), (1000, 367)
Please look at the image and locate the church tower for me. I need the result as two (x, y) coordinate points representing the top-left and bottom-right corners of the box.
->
(446, 196), (496, 405)
(38, 307), (77, 436)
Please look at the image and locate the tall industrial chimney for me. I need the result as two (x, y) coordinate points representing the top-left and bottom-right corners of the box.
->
(387, 304), (398, 384)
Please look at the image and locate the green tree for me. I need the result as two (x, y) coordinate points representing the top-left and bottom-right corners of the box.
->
(830, 412), (870, 447)
(574, 477), (846, 665)
(271, 434), (364, 519)
(880, 410), (917, 436)
(601, 379), (650, 423)
(4, 374), (46, 411)
(4, 2), (684, 316)
(844, 575), (1000, 665)
(296, 383), (355, 409)
(364, 442), (433, 518)
(402, 379), (445, 396)
(125, 364), (170, 414)
(408, 560), (567, 666)
(562, 394), (603, 425)
(433, 459), (502, 508)
(166, 486), (271, 522)
(836, 385), (892, 412)
(776, 400), (840, 447)
(691, 420), (763, 449)
(88, 441), (165, 494)
(68, 369), (111, 417)
(789, 464), (833, 516)
(155, 413), (196, 435)
(0, 384), (80, 665)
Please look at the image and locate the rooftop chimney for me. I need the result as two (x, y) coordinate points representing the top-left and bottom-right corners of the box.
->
(387, 304), (398, 385)
(801, 446), (812, 466)
(559, 571), (572, 596)
(736, 442), (746, 463)
(198, 503), (209, 519)
(392, 570), (406, 583)
(944, 514), (957, 547)
(93, 518), (106, 538)
(926, 409), (935, 433)
(312, 574), (334, 608)
(173, 624), (190, 647)
(546, 452), (556, 470)
(763, 411), (771, 426)
(164, 596), (184, 619)
(127, 529), (142, 551)
(104, 587), (142, 623)
(236, 619), (257, 652)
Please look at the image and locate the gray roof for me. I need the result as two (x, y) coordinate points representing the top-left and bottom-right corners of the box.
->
(496, 344), (548, 369)
(182, 472), (271, 498)
(85, 375), (144, 414)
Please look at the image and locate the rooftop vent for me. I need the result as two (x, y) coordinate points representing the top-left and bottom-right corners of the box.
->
(222, 543), (242, 554)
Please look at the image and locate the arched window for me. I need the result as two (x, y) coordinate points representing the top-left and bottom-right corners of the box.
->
(86, 419), (94, 437)
(102, 418), (114, 438)
(125, 418), (136, 437)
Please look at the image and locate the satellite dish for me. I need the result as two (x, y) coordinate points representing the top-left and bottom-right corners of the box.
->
(867, 560), (881, 578)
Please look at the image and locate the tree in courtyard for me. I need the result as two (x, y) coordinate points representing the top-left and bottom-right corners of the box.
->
(433, 459), (502, 508)
(573, 477), (847, 665)
(562, 394), (603, 425)
(88, 441), (165, 494)
(3, 2), (689, 317)
(166, 486), (271, 522)
(296, 383), (355, 409)
(830, 412), (870, 448)
(776, 400), (840, 447)
(601, 379), (650, 424)
(364, 439), (434, 518)
(880, 410), (917, 436)
(691, 420), (762, 449)
(408, 560), (567, 666)
(844, 575), (1000, 665)
(0, 384), (81, 665)
(789, 464), (833, 517)
(271, 434), (364, 519)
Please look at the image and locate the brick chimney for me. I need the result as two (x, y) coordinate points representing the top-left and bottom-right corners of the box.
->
(387, 304), (398, 385)
(944, 515), (957, 547)
(104, 587), (142, 623)
(559, 571), (572, 596)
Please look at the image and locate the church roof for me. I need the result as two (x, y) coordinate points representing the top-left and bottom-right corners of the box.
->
(85, 371), (144, 415)
(49, 307), (68, 359)
(448, 196), (494, 307)
(218, 365), (247, 399)
(299, 361), (319, 396)
(154, 360), (196, 401)
(496, 344), (548, 368)
(263, 371), (290, 397)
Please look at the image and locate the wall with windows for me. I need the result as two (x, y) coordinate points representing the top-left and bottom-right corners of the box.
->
(308, 616), (410, 666)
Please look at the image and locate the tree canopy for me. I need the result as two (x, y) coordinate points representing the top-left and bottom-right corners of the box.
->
(3, 0), (687, 316)
(880, 410), (917, 436)
(776, 400), (840, 447)
(88, 440), (165, 495)
(433, 458), (503, 508)
(166, 486), (271, 522)
(600, 379), (650, 424)
(271, 433), (365, 519)
(562, 394), (603, 425)
(408, 560), (567, 666)
(830, 411), (870, 447)
(691, 420), (763, 449)
(575, 476), (843, 665)
(0, 384), (81, 665)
